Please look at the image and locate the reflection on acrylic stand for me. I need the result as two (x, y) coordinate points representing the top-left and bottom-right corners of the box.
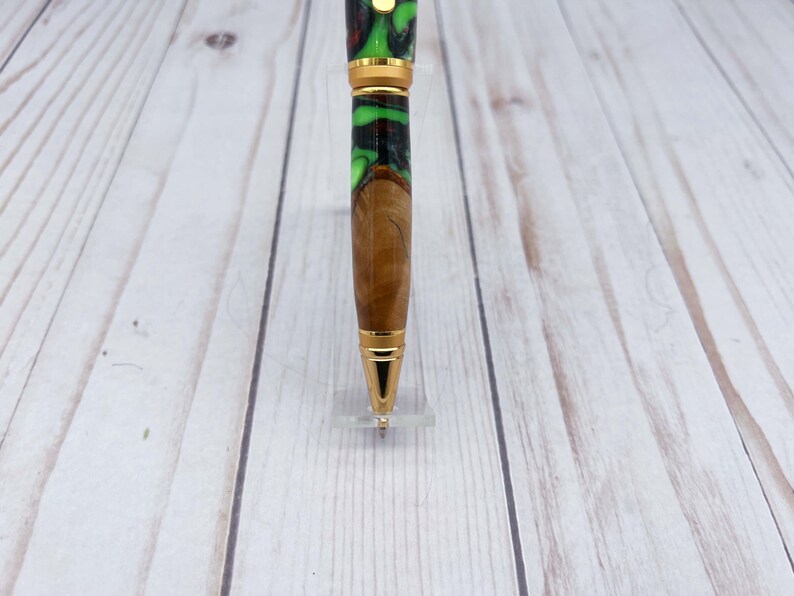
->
(326, 64), (435, 431)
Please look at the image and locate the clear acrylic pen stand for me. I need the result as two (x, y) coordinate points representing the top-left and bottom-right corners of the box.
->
(326, 63), (435, 432)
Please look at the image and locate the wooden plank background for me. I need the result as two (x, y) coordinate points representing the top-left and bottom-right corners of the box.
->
(0, 0), (792, 594)
(0, 0), (48, 68)
(558, 0), (794, 563)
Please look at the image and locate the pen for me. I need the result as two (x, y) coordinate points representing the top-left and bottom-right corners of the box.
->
(346, 0), (417, 438)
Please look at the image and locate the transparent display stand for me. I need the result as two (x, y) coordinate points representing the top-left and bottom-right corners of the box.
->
(326, 63), (435, 432)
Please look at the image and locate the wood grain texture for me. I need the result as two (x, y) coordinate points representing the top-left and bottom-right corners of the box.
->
(558, 0), (794, 554)
(440, 0), (794, 593)
(352, 170), (412, 331)
(0, 0), (48, 67)
(227, 1), (520, 594)
(674, 0), (794, 171)
(0, 0), (185, 443)
(0, 0), (306, 593)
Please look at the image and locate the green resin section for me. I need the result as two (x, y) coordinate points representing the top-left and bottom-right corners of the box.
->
(392, 3), (417, 32)
(353, 1), (418, 60)
(354, 12), (391, 59)
(351, 147), (378, 190)
(351, 95), (411, 193)
(352, 104), (409, 127)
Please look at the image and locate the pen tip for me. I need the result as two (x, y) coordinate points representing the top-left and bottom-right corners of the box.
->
(377, 417), (388, 439)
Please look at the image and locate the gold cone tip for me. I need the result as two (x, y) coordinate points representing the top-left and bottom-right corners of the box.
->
(359, 329), (406, 416)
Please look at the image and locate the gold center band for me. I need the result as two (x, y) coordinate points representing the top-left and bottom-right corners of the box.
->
(348, 58), (413, 91)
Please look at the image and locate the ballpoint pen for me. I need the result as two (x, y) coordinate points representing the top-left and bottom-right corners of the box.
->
(346, 0), (417, 438)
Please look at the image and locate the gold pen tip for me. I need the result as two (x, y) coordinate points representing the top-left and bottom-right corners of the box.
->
(378, 417), (389, 439)
(359, 330), (406, 416)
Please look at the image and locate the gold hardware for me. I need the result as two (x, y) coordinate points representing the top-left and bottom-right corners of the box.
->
(373, 0), (396, 14)
(359, 329), (406, 348)
(352, 86), (409, 97)
(359, 329), (406, 415)
(349, 58), (414, 69)
(348, 57), (413, 91)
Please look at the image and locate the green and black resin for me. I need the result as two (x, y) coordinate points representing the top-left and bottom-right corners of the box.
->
(351, 94), (410, 192)
(346, 0), (418, 62)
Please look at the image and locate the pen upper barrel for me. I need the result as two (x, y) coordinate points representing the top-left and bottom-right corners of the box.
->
(346, 0), (418, 63)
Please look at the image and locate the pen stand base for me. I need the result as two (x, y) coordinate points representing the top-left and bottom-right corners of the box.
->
(331, 386), (435, 429)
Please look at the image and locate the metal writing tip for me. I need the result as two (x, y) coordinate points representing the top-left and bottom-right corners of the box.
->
(378, 417), (389, 439)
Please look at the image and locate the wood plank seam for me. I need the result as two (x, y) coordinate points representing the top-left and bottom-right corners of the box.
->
(0, 80), (198, 595)
(226, 2), (521, 591)
(0, 1), (195, 590)
(0, 1), (311, 591)
(670, 0), (794, 183)
(554, 0), (794, 575)
(0, 58), (165, 449)
(435, 2), (530, 594)
(660, 2), (794, 570)
(219, 1), (313, 593)
(0, 0), (191, 448)
(0, 0), (51, 75)
(0, 0), (167, 384)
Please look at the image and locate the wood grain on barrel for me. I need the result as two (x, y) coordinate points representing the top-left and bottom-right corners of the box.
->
(352, 166), (412, 330)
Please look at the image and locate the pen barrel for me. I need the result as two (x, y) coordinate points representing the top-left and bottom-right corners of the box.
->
(351, 92), (411, 331)
(347, 0), (417, 418)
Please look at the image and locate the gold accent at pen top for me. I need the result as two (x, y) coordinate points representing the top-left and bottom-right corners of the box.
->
(359, 329), (406, 418)
(348, 57), (413, 90)
(372, 0), (396, 14)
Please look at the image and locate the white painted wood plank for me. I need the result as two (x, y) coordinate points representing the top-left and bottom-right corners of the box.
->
(0, 0), (185, 440)
(559, 0), (794, 555)
(0, 1), (306, 593)
(674, 0), (794, 169)
(440, 0), (794, 593)
(0, 0), (47, 66)
(228, 1), (519, 594)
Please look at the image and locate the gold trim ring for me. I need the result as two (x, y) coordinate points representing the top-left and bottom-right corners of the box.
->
(358, 329), (406, 350)
(351, 86), (409, 97)
(348, 58), (413, 90)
